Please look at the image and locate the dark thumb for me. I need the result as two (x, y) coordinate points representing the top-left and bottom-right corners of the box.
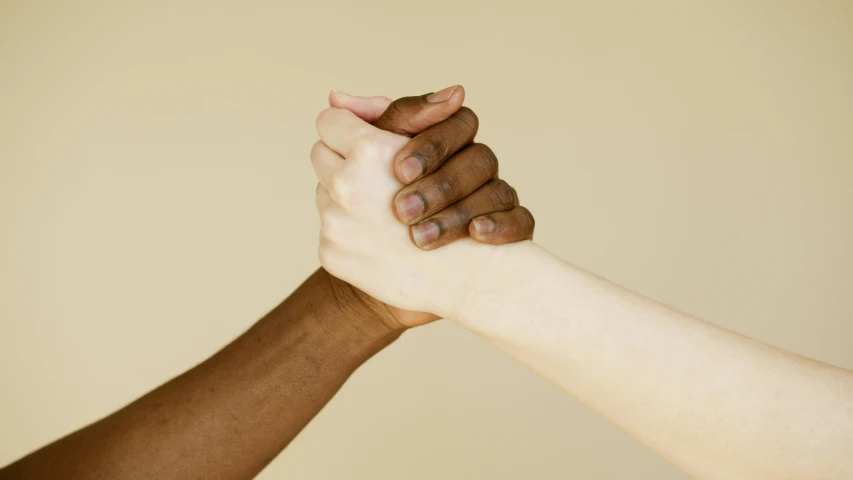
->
(372, 85), (465, 137)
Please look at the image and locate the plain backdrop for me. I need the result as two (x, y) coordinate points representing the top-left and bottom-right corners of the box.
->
(1, 1), (851, 479)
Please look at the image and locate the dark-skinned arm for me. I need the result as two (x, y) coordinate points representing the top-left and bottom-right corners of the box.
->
(0, 86), (534, 480)
(1, 269), (395, 480)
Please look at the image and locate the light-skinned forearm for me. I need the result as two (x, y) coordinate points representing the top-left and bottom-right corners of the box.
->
(0, 269), (403, 480)
(453, 241), (853, 480)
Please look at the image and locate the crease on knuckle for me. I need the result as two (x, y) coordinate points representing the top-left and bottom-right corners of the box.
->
(422, 134), (448, 162)
(377, 100), (417, 135)
(450, 206), (472, 230)
(428, 206), (469, 237)
(314, 184), (326, 210)
(350, 135), (377, 159)
(391, 102), (414, 129)
(315, 108), (334, 132)
(521, 207), (536, 231)
(310, 140), (324, 162)
(471, 143), (498, 177)
(434, 176), (457, 202)
(328, 176), (352, 204)
(318, 242), (335, 269)
(510, 186), (519, 205)
(319, 211), (341, 239)
(454, 107), (479, 135)
(489, 180), (515, 210)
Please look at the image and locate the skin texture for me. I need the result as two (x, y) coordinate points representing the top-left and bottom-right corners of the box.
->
(314, 100), (853, 480)
(0, 269), (397, 480)
(330, 86), (534, 252)
(322, 87), (534, 328)
(313, 100), (533, 319)
(0, 87), (533, 480)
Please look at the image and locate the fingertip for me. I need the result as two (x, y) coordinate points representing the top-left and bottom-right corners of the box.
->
(328, 89), (348, 107)
(395, 154), (424, 185)
(315, 106), (334, 135)
(426, 85), (466, 123)
(429, 84), (465, 115)
(331, 92), (394, 123)
(329, 90), (362, 110)
(448, 84), (465, 106)
(469, 207), (534, 244)
(470, 216), (496, 239)
(426, 84), (465, 104)
(411, 221), (440, 249)
(391, 192), (409, 224)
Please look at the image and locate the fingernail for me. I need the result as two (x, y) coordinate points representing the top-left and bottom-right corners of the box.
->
(473, 217), (496, 236)
(426, 85), (458, 103)
(399, 156), (423, 183)
(412, 222), (440, 247)
(397, 195), (425, 223)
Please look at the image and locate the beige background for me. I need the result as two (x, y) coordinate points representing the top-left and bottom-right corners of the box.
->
(1, 1), (851, 478)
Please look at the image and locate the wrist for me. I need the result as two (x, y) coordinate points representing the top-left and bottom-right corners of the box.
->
(313, 268), (408, 341)
(446, 239), (541, 325)
(423, 238), (504, 320)
(266, 269), (405, 361)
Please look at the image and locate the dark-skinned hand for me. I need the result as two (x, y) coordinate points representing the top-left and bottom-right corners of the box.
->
(322, 85), (534, 327)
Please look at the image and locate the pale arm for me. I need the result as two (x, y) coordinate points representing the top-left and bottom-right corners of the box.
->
(453, 240), (853, 480)
(312, 107), (853, 480)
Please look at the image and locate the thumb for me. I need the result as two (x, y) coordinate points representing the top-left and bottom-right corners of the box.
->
(372, 85), (465, 137)
(328, 90), (393, 123)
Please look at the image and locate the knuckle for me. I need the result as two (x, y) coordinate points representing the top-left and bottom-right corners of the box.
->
(448, 206), (472, 228)
(488, 180), (516, 209)
(520, 207), (536, 231)
(314, 184), (326, 211)
(422, 134), (449, 160)
(319, 211), (340, 235)
(375, 139), (397, 160)
(501, 207), (535, 240)
(309, 140), (324, 161)
(315, 108), (335, 131)
(429, 206), (469, 234)
(434, 176), (457, 201)
(352, 133), (395, 163)
(317, 241), (331, 262)
(469, 143), (498, 176)
(454, 106), (479, 133)
(328, 176), (352, 204)
(350, 135), (376, 158)
(321, 215), (351, 246)
(319, 209), (335, 228)
(387, 100), (407, 123)
(317, 243), (338, 272)
(376, 100), (417, 135)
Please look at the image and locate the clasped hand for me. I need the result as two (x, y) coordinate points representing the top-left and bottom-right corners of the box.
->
(311, 86), (534, 326)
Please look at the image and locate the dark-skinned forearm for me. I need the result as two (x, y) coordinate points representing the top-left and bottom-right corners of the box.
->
(0, 268), (403, 480)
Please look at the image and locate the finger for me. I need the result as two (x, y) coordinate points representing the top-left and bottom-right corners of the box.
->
(408, 179), (518, 250)
(392, 106), (479, 184)
(469, 207), (536, 244)
(329, 91), (392, 123)
(315, 107), (376, 156)
(310, 140), (344, 190)
(315, 182), (332, 213)
(392, 143), (498, 224)
(372, 85), (465, 136)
